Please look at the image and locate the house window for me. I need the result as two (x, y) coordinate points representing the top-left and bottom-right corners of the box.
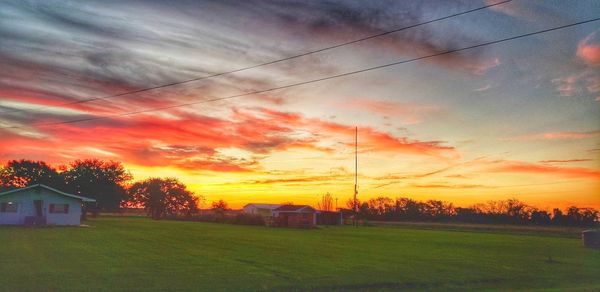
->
(0, 202), (18, 213)
(49, 204), (69, 214)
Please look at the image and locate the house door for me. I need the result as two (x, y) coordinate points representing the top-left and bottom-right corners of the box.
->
(33, 200), (43, 217)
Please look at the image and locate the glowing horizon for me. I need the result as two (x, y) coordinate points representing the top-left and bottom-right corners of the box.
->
(0, 1), (598, 210)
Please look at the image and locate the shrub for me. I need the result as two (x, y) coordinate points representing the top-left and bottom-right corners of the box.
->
(165, 213), (265, 226)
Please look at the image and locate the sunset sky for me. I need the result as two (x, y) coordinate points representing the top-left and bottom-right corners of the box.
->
(0, 0), (599, 209)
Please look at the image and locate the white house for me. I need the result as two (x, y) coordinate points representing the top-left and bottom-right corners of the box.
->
(242, 203), (282, 216)
(0, 184), (95, 226)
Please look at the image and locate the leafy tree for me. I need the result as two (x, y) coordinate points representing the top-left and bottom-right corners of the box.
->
(395, 197), (423, 221)
(62, 159), (132, 213)
(367, 197), (394, 218)
(0, 159), (63, 191)
(211, 199), (230, 215)
(125, 177), (199, 219)
(423, 200), (455, 220)
(530, 210), (552, 225)
(346, 197), (360, 212)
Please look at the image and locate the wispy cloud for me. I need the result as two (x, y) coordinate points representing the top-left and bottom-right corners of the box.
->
(505, 130), (600, 141)
(539, 159), (592, 164)
(490, 160), (600, 179)
(339, 99), (440, 125)
(410, 183), (489, 189)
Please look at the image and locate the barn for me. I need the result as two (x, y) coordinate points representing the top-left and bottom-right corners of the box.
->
(272, 205), (317, 228)
(242, 203), (282, 216)
(0, 184), (96, 226)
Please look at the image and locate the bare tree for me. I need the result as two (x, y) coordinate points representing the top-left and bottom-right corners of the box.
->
(317, 192), (334, 211)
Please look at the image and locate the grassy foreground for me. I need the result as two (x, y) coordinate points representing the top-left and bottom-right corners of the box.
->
(1, 217), (599, 291)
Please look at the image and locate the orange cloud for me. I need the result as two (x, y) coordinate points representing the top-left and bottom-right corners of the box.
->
(1, 106), (457, 173)
(577, 31), (600, 66)
(492, 161), (600, 179)
(539, 159), (592, 164)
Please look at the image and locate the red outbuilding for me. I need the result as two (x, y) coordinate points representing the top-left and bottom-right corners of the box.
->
(272, 205), (316, 228)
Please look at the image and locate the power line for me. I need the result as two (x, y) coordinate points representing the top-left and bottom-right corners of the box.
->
(0, 0), (512, 115)
(1, 17), (599, 130)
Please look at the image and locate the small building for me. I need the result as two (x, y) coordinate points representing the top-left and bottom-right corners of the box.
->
(0, 184), (95, 226)
(272, 205), (317, 228)
(243, 203), (282, 216)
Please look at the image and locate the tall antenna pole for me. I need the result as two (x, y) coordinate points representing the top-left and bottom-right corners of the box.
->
(354, 126), (358, 226)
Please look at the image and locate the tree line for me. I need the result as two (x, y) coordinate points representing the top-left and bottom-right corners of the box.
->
(2, 159), (598, 226)
(346, 196), (599, 227)
(0, 159), (199, 219)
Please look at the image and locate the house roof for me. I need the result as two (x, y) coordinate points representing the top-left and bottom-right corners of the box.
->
(0, 184), (96, 202)
(244, 203), (282, 210)
(274, 205), (316, 212)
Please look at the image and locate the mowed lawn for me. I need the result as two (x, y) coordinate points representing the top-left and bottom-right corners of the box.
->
(1, 217), (599, 291)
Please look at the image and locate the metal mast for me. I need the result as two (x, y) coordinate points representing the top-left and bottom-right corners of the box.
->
(353, 126), (358, 225)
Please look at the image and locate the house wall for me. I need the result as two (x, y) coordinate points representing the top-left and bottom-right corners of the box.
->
(243, 205), (257, 214)
(275, 212), (316, 228)
(317, 211), (343, 225)
(244, 205), (278, 217)
(0, 188), (82, 225)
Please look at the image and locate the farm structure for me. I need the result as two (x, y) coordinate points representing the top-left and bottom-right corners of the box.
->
(0, 184), (95, 226)
(242, 203), (282, 216)
(243, 203), (343, 227)
(272, 205), (317, 228)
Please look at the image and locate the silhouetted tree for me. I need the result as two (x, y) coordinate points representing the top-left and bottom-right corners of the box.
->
(349, 196), (598, 227)
(0, 159), (63, 191)
(423, 200), (455, 221)
(563, 206), (599, 226)
(530, 210), (552, 225)
(504, 198), (531, 224)
(125, 177), (199, 219)
(62, 159), (132, 214)
(367, 197), (394, 218)
(317, 192), (334, 211)
(346, 198), (360, 212)
(395, 197), (423, 221)
(552, 208), (565, 226)
(211, 199), (229, 215)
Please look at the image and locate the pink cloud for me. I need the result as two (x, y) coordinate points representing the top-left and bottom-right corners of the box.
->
(552, 70), (600, 100)
(552, 75), (582, 97)
(577, 31), (600, 66)
(468, 58), (500, 76)
(552, 31), (600, 101)
(1, 106), (458, 172)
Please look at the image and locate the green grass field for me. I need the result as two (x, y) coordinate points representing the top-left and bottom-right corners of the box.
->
(1, 217), (599, 291)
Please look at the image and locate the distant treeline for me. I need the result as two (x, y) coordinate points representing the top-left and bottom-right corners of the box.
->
(348, 197), (599, 227)
(1, 159), (598, 227)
